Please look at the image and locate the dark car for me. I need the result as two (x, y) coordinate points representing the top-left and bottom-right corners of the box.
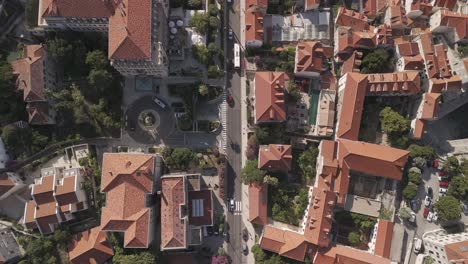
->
(423, 207), (430, 218)
(207, 226), (214, 236)
(225, 232), (230, 243)
(214, 224), (219, 236)
(410, 199), (418, 212)
(428, 187), (433, 198)
(129, 121), (135, 131)
(242, 228), (249, 241)
(426, 159), (433, 167)
(227, 95), (234, 107)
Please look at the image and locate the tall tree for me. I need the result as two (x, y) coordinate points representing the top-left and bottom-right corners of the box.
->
(241, 160), (266, 184)
(189, 12), (210, 34)
(435, 195), (461, 221)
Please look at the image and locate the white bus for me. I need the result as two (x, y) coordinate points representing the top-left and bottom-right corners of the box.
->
(234, 43), (240, 69)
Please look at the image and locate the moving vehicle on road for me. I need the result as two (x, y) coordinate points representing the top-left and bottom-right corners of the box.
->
(227, 95), (234, 107)
(414, 238), (423, 254)
(153, 97), (166, 108)
(234, 43), (240, 69)
(229, 198), (235, 212)
(228, 29), (233, 40)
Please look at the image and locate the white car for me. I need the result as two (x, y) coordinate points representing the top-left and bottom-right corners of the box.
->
(439, 187), (448, 195)
(424, 196), (431, 207)
(153, 97), (166, 108)
(427, 211), (434, 222)
(228, 29), (233, 40)
(413, 238), (422, 254)
(229, 199), (235, 212)
(432, 212), (438, 222)
(409, 212), (416, 223)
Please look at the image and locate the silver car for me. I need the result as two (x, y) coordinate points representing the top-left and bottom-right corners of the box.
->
(153, 97), (166, 108)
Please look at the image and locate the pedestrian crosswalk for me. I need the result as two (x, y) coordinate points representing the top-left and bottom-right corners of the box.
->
(234, 200), (242, 215)
(220, 91), (228, 151)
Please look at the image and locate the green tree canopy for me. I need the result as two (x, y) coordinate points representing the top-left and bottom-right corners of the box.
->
(448, 176), (468, 200)
(380, 107), (409, 135)
(435, 195), (461, 221)
(407, 144), (436, 160)
(113, 251), (156, 264)
(198, 84), (209, 96)
(348, 231), (361, 246)
(86, 50), (108, 69)
(398, 207), (412, 220)
(443, 156), (461, 175)
(263, 175), (278, 186)
(241, 160), (266, 184)
(403, 183), (418, 200)
(360, 49), (394, 74)
(189, 12), (210, 34)
(166, 148), (194, 170)
(298, 145), (319, 182)
(192, 45), (210, 65)
(187, 0), (202, 9)
(408, 170), (422, 185)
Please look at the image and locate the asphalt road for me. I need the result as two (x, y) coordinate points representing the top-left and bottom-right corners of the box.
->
(224, 1), (245, 264)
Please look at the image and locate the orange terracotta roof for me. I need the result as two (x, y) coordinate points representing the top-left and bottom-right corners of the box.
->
(245, 0), (268, 9)
(420, 93), (440, 120)
(258, 144), (292, 171)
(337, 139), (409, 181)
(255, 72), (288, 123)
(248, 183), (268, 225)
(374, 220), (393, 258)
(366, 72), (420, 94)
(432, 0), (457, 9)
(409, 0), (433, 16)
(387, 5), (407, 28)
(161, 176), (186, 250)
(444, 240), (468, 262)
(68, 227), (114, 264)
(305, 0), (320, 10)
(412, 118), (425, 140)
(11, 45), (47, 102)
(23, 200), (37, 230)
(55, 175), (78, 206)
(295, 41), (332, 73)
(317, 244), (392, 264)
(341, 51), (363, 74)
(260, 226), (308, 262)
(245, 10), (263, 44)
(304, 187), (335, 248)
(0, 174), (15, 197)
(336, 73), (368, 140)
(397, 42), (420, 56)
(35, 201), (59, 234)
(108, 0), (152, 60)
(335, 8), (370, 31)
(363, 0), (388, 17)
(40, 0), (113, 19)
(32, 175), (55, 204)
(438, 10), (468, 40)
(100, 153), (154, 248)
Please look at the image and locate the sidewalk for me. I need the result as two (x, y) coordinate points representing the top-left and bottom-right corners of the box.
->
(238, 1), (256, 263)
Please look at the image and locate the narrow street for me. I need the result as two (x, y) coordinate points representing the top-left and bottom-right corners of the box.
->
(224, 0), (245, 263)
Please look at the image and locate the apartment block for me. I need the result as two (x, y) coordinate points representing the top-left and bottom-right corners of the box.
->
(422, 228), (468, 263)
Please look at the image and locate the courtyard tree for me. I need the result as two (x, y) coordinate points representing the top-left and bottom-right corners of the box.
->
(298, 145), (319, 182)
(435, 195), (461, 221)
(348, 231), (361, 246)
(245, 135), (259, 160)
(448, 176), (468, 200)
(403, 183), (418, 200)
(241, 160), (266, 184)
(167, 148), (195, 170)
(263, 175), (278, 186)
(360, 49), (394, 74)
(380, 107), (409, 135)
(189, 12), (210, 34)
(412, 157), (427, 169)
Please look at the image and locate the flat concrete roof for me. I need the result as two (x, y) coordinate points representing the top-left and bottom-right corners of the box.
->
(344, 194), (381, 217)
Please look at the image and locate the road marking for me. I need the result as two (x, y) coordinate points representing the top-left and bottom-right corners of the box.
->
(234, 201), (242, 215)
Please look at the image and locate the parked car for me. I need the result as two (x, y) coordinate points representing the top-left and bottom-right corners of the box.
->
(427, 211), (434, 222)
(229, 198), (235, 212)
(214, 224), (219, 236)
(410, 199), (418, 212)
(439, 187), (448, 195)
(207, 226), (214, 236)
(228, 29), (233, 40)
(424, 196), (432, 207)
(428, 187), (433, 198)
(423, 207), (430, 218)
(153, 97), (166, 108)
(242, 228), (249, 241)
(409, 211), (416, 223)
(432, 211), (438, 222)
(414, 238), (423, 254)
(426, 159), (433, 167)
(433, 159), (439, 168)
(242, 244), (248, 255)
(440, 181), (449, 188)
